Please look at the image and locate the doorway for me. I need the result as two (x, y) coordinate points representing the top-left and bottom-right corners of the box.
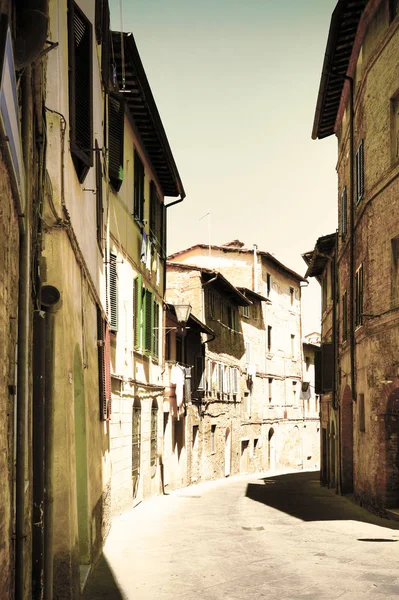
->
(132, 398), (141, 499)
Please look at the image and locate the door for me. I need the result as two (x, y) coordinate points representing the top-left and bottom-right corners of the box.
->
(132, 399), (141, 498)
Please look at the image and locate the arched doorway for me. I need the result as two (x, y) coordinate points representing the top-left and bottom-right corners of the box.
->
(73, 344), (89, 564)
(225, 428), (231, 477)
(341, 385), (353, 493)
(132, 397), (141, 499)
(268, 428), (275, 470)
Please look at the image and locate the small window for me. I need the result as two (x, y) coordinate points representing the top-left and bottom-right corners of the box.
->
(192, 425), (199, 448)
(67, 1), (93, 182)
(268, 378), (273, 403)
(290, 287), (294, 306)
(242, 304), (250, 318)
(355, 265), (364, 327)
(342, 291), (348, 341)
(211, 424), (216, 454)
(359, 393), (365, 432)
(356, 140), (364, 204)
(133, 149), (145, 223)
(266, 273), (271, 297)
(341, 187), (347, 238)
(267, 326), (272, 352)
(109, 253), (118, 332)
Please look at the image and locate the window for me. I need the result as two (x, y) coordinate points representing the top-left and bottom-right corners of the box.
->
(227, 305), (237, 330)
(150, 401), (158, 467)
(268, 378), (273, 403)
(267, 326), (272, 352)
(108, 93), (124, 191)
(211, 424), (216, 453)
(266, 273), (271, 297)
(217, 363), (224, 394)
(133, 149), (145, 223)
(356, 140), (364, 204)
(208, 291), (216, 318)
(359, 393), (365, 432)
(342, 291), (348, 341)
(95, 140), (103, 249)
(290, 287), (294, 306)
(341, 187), (347, 238)
(232, 368), (239, 396)
(133, 275), (142, 350)
(242, 304), (250, 318)
(153, 302), (160, 359)
(291, 334), (295, 358)
(143, 289), (153, 355)
(355, 264), (364, 327)
(109, 253), (118, 332)
(192, 425), (199, 448)
(95, 0), (110, 84)
(67, 1), (93, 182)
(97, 308), (111, 420)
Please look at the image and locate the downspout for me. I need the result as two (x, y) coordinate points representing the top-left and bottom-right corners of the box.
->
(163, 193), (186, 311)
(332, 231), (339, 493)
(15, 66), (32, 600)
(346, 75), (356, 403)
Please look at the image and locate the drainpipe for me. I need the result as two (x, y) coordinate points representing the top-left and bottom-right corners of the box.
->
(332, 231), (339, 493)
(345, 75), (356, 404)
(15, 66), (32, 600)
(253, 244), (258, 293)
(163, 193), (186, 311)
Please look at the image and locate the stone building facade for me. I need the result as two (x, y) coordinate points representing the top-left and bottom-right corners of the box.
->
(168, 242), (320, 476)
(313, 0), (399, 512)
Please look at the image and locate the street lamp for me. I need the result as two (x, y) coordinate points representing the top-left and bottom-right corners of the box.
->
(174, 304), (192, 325)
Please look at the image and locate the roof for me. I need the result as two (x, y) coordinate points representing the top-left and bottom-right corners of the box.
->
(166, 262), (251, 306)
(237, 287), (271, 304)
(165, 304), (214, 335)
(168, 243), (306, 282)
(312, 0), (367, 140)
(111, 31), (185, 198)
(302, 233), (336, 280)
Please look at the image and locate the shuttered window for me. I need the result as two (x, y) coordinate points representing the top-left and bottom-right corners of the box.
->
(150, 401), (158, 467)
(150, 181), (163, 246)
(143, 289), (153, 355)
(67, 1), (93, 182)
(108, 93), (124, 190)
(95, 140), (103, 249)
(97, 308), (111, 420)
(356, 140), (364, 204)
(133, 275), (142, 350)
(133, 150), (145, 223)
(109, 253), (118, 332)
(341, 187), (347, 238)
(355, 264), (364, 326)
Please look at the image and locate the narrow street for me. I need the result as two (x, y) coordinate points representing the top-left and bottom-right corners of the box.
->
(83, 471), (399, 600)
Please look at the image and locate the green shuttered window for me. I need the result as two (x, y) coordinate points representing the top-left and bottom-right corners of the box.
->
(108, 93), (124, 190)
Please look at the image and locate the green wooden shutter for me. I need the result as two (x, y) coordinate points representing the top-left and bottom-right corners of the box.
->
(143, 289), (153, 355)
(133, 275), (142, 349)
(153, 300), (159, 359)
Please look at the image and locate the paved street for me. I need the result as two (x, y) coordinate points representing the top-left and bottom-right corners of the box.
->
(83, 471), (399, 600)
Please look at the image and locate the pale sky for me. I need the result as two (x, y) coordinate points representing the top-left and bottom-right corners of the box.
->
(110, 0), (338, 335)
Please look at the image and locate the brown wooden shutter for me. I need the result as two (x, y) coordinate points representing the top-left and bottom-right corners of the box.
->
(108, 93), (124, 190)
(314, 348), (322, 395)
(321, 343), (334, 393)
(68, 1), (93, 181)
(133, 150), (144, 221)
(109, 253), (118, 332)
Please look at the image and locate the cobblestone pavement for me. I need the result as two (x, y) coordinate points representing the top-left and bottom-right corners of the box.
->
(83, 470), (399, 600)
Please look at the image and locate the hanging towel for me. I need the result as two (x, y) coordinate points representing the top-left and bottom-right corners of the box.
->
(140, 230), (147, 264)
(146, 237), (152, 271)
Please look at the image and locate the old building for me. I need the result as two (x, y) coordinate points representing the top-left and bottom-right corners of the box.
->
(168, 241), (320, 474)
(303, 234), (337, 489)
(166, 262), (251, 481)
(312, 0), (399, 512)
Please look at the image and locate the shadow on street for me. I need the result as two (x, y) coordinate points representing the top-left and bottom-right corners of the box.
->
(82, 553), (125, 600)
(246, 470), (399, 530)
